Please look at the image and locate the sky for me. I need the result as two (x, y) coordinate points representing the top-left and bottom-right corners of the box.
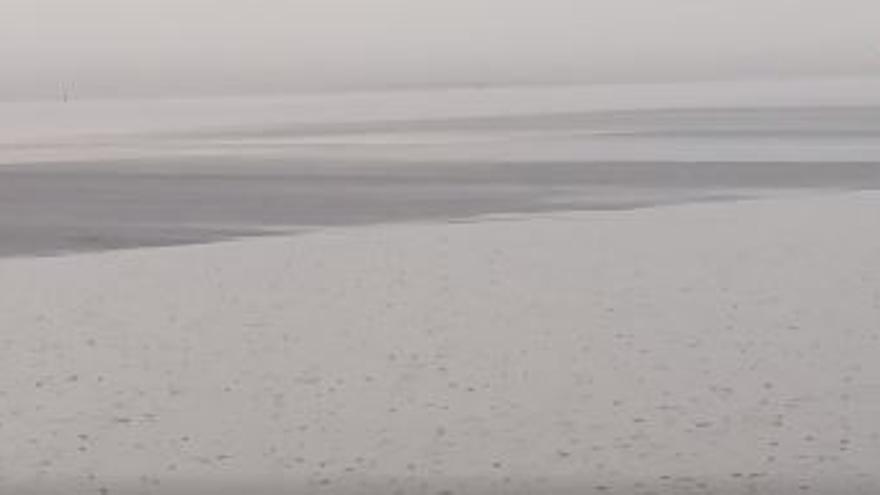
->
(2, 0), (880, 99)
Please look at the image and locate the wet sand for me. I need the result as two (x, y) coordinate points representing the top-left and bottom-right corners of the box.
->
(2, 192), (879, 494)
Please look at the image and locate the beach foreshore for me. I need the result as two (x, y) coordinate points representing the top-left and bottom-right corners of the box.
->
(2, 192), (880, 494)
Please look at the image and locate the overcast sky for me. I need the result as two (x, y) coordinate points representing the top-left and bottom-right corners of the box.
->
(3, 0), (880, 99)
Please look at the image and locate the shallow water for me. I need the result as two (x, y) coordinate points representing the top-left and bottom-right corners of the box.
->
(3, 84), (880, 257)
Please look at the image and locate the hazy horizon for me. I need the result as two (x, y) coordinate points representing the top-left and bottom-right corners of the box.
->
(4, 0), (880, 100)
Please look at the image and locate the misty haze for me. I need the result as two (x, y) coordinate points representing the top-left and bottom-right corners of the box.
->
(2, 2), (880, 495)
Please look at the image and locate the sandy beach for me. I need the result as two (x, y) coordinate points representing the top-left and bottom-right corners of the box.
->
(2, 191), (879, 494)
(6, 0), (880, 492)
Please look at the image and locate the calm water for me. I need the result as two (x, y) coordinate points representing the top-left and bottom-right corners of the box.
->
(3, 85), (880, 258)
